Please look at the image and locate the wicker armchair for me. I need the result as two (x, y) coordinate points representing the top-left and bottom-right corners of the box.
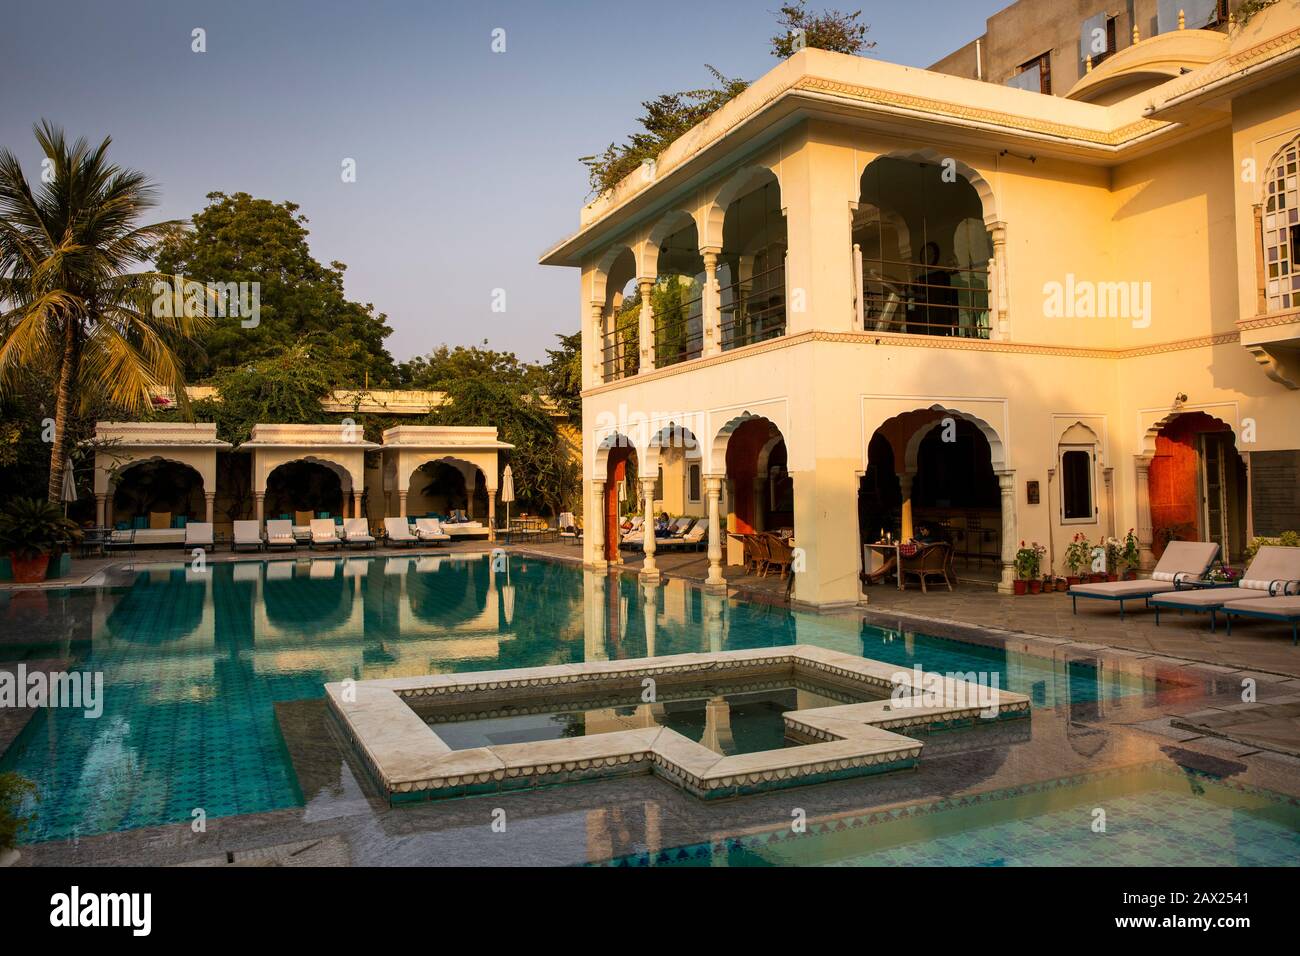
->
(901, 542), (954, 592)
(762, 533), (795, 578)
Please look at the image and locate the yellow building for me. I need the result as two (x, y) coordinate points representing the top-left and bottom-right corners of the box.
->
(541, 3), (1300, 605)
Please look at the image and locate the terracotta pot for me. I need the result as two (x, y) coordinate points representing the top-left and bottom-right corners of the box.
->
(1123, 570), (1138, 581)
(1066, 576), (1081, 589)
(1106, 574), (1118, 583)
(1028, 579), (1042, 594)
(8, 553), (49, 584)
(1013, 580), (1028, 595)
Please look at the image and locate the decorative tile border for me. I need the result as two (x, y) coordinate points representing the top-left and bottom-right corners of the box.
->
(326, 645), (1030, 803)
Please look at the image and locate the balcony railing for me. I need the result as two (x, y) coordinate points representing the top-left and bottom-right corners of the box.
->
(860, 257), (990, 339)
(652, 291), (704, 369)
(601, 327), (637, 383)
(720, 264), (786, 351)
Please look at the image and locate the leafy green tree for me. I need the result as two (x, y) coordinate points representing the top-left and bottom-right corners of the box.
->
(771, 3), (873, 57)
(397, 343), (541, 391)
(429, 377), (578, 516)
(0, 121), (210, 502)
(193, 342), (338, 446)
(581, 66), (750, 197)
(154, 191), (396, 383)
(542, 330), (582, 422)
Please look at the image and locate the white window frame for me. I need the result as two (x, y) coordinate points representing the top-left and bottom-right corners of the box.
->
(1059, 444), (1098, 525)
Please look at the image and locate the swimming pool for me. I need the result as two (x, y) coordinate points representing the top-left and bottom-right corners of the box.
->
(0, 554), (1241, 845)
(597, 765), (1300, 867)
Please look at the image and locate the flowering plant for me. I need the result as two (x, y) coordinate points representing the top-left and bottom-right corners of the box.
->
(1121, 528), (1141, 570)
(1064, 533), (1091, 575)
(1208, 565), (1238, 584)
(1014, 541), (1046, 580)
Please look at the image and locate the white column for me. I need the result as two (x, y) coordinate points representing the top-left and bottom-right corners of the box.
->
(590, 479), (607, 570)
(352, 491), (363, 523)
(701, 246), (722, 357)
(205, 492), (216, 525)
(590, 301), (605, 386)
(95, 493), (107, 528)
(254, 492), (265, 524)
(487, 489), (497, 542)
(990, 221), (1009, 340)
(398, 490), (408, 518)
(1135, 455), (1155, 569)
(638, 277), (655, 373)
(898, 472), (915, 540)
(997, 470), (1017, 593)
(640, 477), (658, 578)
(705, 475), (725, 589)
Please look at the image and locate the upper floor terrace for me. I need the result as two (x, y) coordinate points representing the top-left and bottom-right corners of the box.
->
(541, 6), (1300, 391)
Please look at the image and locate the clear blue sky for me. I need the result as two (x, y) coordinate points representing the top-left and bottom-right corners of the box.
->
(0, 0), (1006, 363)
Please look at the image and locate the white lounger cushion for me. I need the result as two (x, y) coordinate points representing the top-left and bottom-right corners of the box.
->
(1238, 546), (1300, 594)
(415, 518), (450, 541)
(1148, 541), (1220, 583)
(1156, 587), (1271, 608)
(1223, 596), (1300, 617)
(310, 519), (340, 542)
(184, 523), (214, 546)
(344, 518), (374, 542)
(1072, 579), (1177, 599)
(266, 520), (296, 543)
(384, 517), (416, 541)
(233, 520), (262, 543)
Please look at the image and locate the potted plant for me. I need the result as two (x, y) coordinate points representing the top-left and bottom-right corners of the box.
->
(1064, 533), (1090, 588)
(1120, 528), (1141, 580)
(0, 772), (37, 867)
(1014, 541), (1045, 594)
(0, 498), (82, 584)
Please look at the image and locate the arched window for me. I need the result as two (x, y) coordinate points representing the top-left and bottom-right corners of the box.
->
(1264, 138), (1299, 312)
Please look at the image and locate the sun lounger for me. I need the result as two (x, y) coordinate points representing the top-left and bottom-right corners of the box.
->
(232, 520), (264, 552)
(265, 519), (297, 550)
(309, 518), (342, 550)
(183, 522), (214, 550)
(1223, 593), (1300, 645)
(658, 521), (707, 551)
(343, 518), (375, 549)
(1070, 541), (1219, 619)
(384, 517), (418, 546)
(1150, 546), (1300, 631)
(415, 518), (451, 543)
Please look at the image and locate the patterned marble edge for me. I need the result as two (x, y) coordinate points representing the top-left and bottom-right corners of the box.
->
(325, 645), (1030, 801)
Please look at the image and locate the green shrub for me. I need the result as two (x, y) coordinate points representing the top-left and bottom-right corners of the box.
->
(1243, 531), (1299, 564)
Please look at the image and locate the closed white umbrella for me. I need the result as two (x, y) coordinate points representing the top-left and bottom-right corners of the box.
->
(61, 464), (78, 515)
(500, 465), (515, 532)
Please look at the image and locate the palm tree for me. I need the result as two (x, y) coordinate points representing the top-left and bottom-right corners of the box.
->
(0, 121), (209, 502)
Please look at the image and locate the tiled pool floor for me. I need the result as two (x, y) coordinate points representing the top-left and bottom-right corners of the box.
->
(3, 553), (1299, 865)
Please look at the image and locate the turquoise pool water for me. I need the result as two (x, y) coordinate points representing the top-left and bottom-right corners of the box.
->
(599, 766), (1300, 867)
(0, 554), (1188, 844)
(427, 682), (861, 756)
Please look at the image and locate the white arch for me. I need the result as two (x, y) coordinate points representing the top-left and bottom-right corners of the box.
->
(711, 412), (787, 470)
(895, 405), (1008, 473)
(703, 164), (783, 249)
(643, 421), (703, 474)
(862, 148), (999, 228)
(403, 455), (488, 496)
(645, 208), (702, 278)
(1140, 409), (1236, 457)
(590, 244), (638, 308)
(594, 430), (643, 476)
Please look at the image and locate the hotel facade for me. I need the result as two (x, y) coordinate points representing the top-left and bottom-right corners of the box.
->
(541, 1), (1300, 606)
